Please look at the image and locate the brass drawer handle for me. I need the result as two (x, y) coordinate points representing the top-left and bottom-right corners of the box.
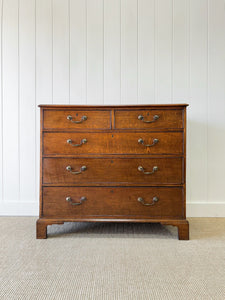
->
(67, 115), (87, 123)
(137, 196), (159, 206)
(138, 114), (159, 123)
(66, 165), (87, 175)
(66, 196), (87, 205)
(138, 138), (159, 147)
(138, 165), (158, 175)
(67, 138), (87, 147)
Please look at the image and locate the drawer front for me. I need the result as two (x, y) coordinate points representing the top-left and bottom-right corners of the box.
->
(43, 132), (183, 155)
(115, 109), (183, 129)
(43, 157), (183, 185)
(42, 187), (184, 218)
(43, 110), (111, 130)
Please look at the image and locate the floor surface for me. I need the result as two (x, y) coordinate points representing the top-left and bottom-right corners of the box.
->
(0, 217), (225, 299)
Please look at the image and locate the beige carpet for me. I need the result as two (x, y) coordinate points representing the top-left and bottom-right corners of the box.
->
(0, 218), (225, 300)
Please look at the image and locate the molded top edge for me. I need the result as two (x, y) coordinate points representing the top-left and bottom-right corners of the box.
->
(39, 104), (189, 108)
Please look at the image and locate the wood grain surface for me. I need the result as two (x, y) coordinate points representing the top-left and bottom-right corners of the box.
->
(42, 186), (184, 219)
(43, 157), (183, 185)
(37, 105), (189, 240)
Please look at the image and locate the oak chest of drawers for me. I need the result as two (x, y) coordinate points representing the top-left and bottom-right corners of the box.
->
(37, 104), (189, 240)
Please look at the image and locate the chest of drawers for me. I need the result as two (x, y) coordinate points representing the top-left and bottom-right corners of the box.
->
(37, 104), (189, 240)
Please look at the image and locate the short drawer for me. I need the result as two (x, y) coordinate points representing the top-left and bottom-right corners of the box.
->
(115, 109), (183, 129)
(42, 187), (184, 218)
(43, 110), (111, 130)
(43, 132), (183, 155)
(43, 157), (183, 185)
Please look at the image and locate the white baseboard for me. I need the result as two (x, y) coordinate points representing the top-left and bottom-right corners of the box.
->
(0, 203), (39, 216)
(187, 203), (225, 217)
(0, 202), (225, 217)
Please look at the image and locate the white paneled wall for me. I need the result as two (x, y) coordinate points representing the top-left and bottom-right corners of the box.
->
(0, 0), (225, 216)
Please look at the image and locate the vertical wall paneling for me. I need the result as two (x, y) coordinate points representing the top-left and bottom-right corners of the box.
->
(36, 0), (53, 211)
(138, 0), (155, 104)
(104, 0), (121, 104)
(189, 0), (208, 203)
(185, 0), (191, 205)
(70, 0), (86, 104)
(2, 0), (19, 203)
(208, 0), (225, 203)
(121, 0), (138, 104)
(173, 0), (190, 204)
(173, 0), (188, 102)
(36, 0), (52, 104)
(52, 0), (69, 103)
(1, 0), (225, 215)
(19, 0), (36, 203)
(155, 0), (173, 103)
(87, 0), (103, 104)
(0, 0), (2, 204)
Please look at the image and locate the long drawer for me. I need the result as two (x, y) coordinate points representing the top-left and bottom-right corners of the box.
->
(43, 157), (183, 185)
(43, 132), (183, 155)
(42, 187), (184, 218)
(115, 109), (183, 129)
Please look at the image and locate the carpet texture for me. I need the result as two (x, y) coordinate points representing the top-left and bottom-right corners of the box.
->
(0, 217), (224, 300)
